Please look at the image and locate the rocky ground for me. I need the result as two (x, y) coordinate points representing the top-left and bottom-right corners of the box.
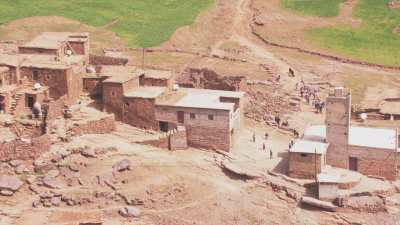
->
(1, 0), (400, 224)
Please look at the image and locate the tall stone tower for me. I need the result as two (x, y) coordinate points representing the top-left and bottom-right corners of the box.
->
(325, 87), (351, 168)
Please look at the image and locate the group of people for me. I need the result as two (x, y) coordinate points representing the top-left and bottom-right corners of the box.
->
(253, 132), (273, 159)
(298, 82), (325, 113)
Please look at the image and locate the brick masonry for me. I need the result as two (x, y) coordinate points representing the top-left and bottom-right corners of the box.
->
(288, 152), (325, 179)
(69, 114), (116, 136)
(0, 134), (51, 161)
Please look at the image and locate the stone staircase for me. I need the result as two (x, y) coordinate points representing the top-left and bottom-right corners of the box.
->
(8, 93), (24, 115)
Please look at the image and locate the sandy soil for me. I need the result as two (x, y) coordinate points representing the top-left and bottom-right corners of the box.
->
(1, 0), (400, 224)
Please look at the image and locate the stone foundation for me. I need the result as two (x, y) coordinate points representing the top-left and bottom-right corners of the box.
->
(0, 134), (51, 161)
(69, 114), (116, 136)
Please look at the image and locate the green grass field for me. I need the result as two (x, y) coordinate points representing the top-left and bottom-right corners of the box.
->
(281, 0), (344, 17)
(0, 0), (214, 47)
(307, 0), (400, 66)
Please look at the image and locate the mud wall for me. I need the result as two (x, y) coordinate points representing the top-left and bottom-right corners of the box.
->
(69, 114), (116, 136)
(177, 68), (247, 91)
(0, 134), (51, 161)
(89, 55), (128, 66)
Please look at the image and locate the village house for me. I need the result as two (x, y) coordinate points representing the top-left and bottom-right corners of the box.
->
(84, 65), (245, 152)
(0, 32), (89, 118)
(289, 87), (399, 180)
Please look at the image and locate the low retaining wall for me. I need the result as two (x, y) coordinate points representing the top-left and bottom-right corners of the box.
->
(69, 114), (116, 136)
(0, 134), (51, 161)
(138, 126), (188, 150)
(89, 55), (128, 66)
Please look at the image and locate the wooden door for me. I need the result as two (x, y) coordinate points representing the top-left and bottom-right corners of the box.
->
(349, 157), (358, 171)
(177, 111), (184, 124)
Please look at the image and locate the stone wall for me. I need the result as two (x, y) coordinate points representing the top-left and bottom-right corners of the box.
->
(20, 67), (70, 100)
(103, 83), (124, 119)
(83, 77), (104, 96)
(170, 126), (188, 150)
(142, 77), (171, 88)
(46, 96), (66, 120)
(138, 126), (188, 150)
(69, 114), (116, 136)
(155, 106), (231, 151)
(89, 55), (128, 66)
(19, 47), (58, 56)
(288, 152), (325, 179)
(122, 97), (158, 130)
(0, 134), (51, 161)
(347, 145), (397, 181)
(177, 68), (247, 91)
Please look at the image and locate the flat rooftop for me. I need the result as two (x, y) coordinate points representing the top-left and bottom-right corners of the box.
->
(0, 66), (9, 73)
(20, 32), (88, 50)
(289, 139), (329, 154)
(141, 69), (173, 80)
(124, 86), (166, 99)
(101, 66), (141, 83)
(349, 126), (396, 150)
(0, 54), (22, 67)
(156, 88), (244, 111)
(304, 125), (397, 150)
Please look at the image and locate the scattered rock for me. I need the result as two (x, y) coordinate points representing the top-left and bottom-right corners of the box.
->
(51, 196), (62, 206)
(0, 176), (24, 192)
(15, 164), (28, 174)
(0, 190), (14, 196)
(81, 147), (96, 158)
(32, 200), (41, 208)
(9, 160), (23, 167)
(119, 206), (141, 218)
(42, 176), (62, 189)
(112, 159), (131, 172)
(26, 176), (36, 185)
(68, 163), (80, 172)
(46, 169), (60, 178)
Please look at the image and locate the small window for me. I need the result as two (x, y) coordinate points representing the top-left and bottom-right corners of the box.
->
(125, 102), (129, 107)
(33, 71), (39, 81)
(111, 91), (115, 96)
(190, 113), (196, 119)
(300, 153), (307, 157)
(208, 114), (214, 120)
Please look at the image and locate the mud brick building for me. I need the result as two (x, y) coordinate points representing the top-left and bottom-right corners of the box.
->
(288, 140), (328, 179)
(289, 87), (399, 180)
(0, 32), (89, 116)
(89, 65), (245, 152)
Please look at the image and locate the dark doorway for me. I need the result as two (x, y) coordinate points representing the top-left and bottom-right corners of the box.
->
(177, 111), (184, 124)
(0, 95), (5, 111)
(159, 121), (169, 132)
(27, 96), (34, 108)
(349, 157), (358, 171)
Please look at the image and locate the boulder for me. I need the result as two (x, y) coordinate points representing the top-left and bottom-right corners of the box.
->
(0, 190), (14, 196)
(119, 206), (141, 218)
(15, 164), (28, 174)
(51, 196), (62, 206)
(112, 159), (131, 172)
(81, 147), (96, 158)
(42, 176), (62, 189)
(0, 176), (24, 192)
(46, 169), (60, 178)
(9, 160), (24, 167)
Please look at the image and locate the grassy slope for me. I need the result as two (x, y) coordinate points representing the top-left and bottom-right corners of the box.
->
(0, 0), (214, 47)
(281, 0), (344, 17)
(307, 0), (400, 66)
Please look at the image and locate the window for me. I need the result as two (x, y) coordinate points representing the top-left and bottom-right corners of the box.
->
(208, 114), (214, 120)
(300, 153), (307, 157)
(190, 113), (196, 119)
(111, 91), (115, 96)
(33, 70), (39, 81)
